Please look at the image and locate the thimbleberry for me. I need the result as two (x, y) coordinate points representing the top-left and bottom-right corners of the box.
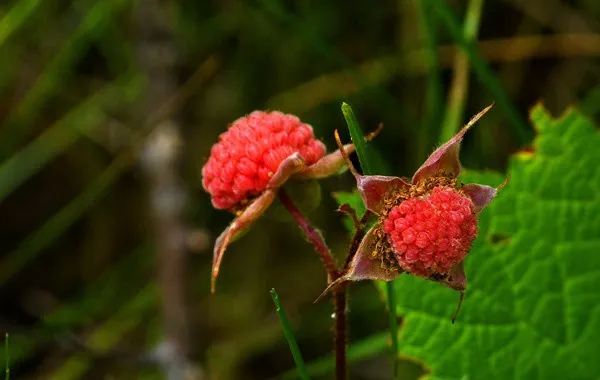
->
(203, 110), (358, 292)
(383, 186), (478, 277)
(202, 111), (326, 210)
(321, 105), (505, 321)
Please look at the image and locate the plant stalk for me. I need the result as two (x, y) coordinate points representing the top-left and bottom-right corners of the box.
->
(278, 188), (347, 379)
(278, 189), (339, 279)
(333, 289), (347, 380)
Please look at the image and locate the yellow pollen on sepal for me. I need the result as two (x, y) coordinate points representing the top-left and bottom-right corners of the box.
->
(368, 171), (461, 273)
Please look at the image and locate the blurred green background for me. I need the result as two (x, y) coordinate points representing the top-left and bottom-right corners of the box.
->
(1, 0), (600, 379)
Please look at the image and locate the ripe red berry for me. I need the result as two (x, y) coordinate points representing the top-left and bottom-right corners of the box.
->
(382, 187), (477, 277)
(202, 111), (326, 210)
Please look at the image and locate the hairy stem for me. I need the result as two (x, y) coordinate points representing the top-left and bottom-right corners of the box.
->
(278, 189), (339, 278)
(278, 188), (346, 379)
(343, 212), (371, 270)
(333, 289), (347, 380)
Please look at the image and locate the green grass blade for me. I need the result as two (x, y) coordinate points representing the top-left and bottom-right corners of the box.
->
(0, 74), (140, 204)
(341, 103), (373, 175)
(4, 333), (8, 380)
(258, 0), (418, 127)
(0, 153), (132, 286)
(72, 0), (133, 77)
(3, 245), (151, 368)
(278, 333), (388, 379)
(341, 103), (398, 377)
(270, 289), (309, 380)
(440, 0), (484, 142)
(0, 0), (131, 153)
(414, 0), (444, 158)
(0, 0), (41, 48)
(428, 0), (531, 145)
(51, 283), (157, 380)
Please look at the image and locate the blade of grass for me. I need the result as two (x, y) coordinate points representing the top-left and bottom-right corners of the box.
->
(0, 152), (132, 286)
(0, 0), (42, 48)
(427, 0), (531, 145)
(440, 0), (484, 142)
(4, 333), (8, 380)
(1, 244), (152, 368)
(414, 0), (444, 159)
(0, 0), (131, 154)
(72, 0), (133, 77)
(341, 103), (373, 175)
(0, 74), (140, 204)
(341, 103), (398, 377)
(278, 332), (388, 379)
(268, 33), (600, 117)
(270, 289), (309, 380)
(258, 0), (418, 128)
(51, 283), (157, 380)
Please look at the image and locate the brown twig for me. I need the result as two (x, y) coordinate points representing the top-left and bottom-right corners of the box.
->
(343, 213), (371, 271)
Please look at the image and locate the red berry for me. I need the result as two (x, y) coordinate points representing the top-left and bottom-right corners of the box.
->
(382, 186), (477, 277)
(202, 111), (326, 210)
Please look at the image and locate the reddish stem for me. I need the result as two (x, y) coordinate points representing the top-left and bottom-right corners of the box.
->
(278, 189), (339, 278)
(333, 289), (347, 380)
(278, 188), (346, 379)
(343, 212), (372, 270)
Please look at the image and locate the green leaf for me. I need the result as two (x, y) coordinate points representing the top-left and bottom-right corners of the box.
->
(376, 105), (600, 379)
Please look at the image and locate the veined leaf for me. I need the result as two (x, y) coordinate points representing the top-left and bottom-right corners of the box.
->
(332, 105), (600, 379)
(377, 105), (600, 379)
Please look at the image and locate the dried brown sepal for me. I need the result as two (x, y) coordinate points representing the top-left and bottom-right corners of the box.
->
(295, 143), (356, 179)
(461, 183), (497, 213)
(314, 227), (403, 303)
(430, 261), (467, 323)
(336, 203), (361, 230)
(212, 190), (277, 293)
(452, 291), (465, 324)
(211, 153), (308, 293)
(412, 104), (493, 184)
